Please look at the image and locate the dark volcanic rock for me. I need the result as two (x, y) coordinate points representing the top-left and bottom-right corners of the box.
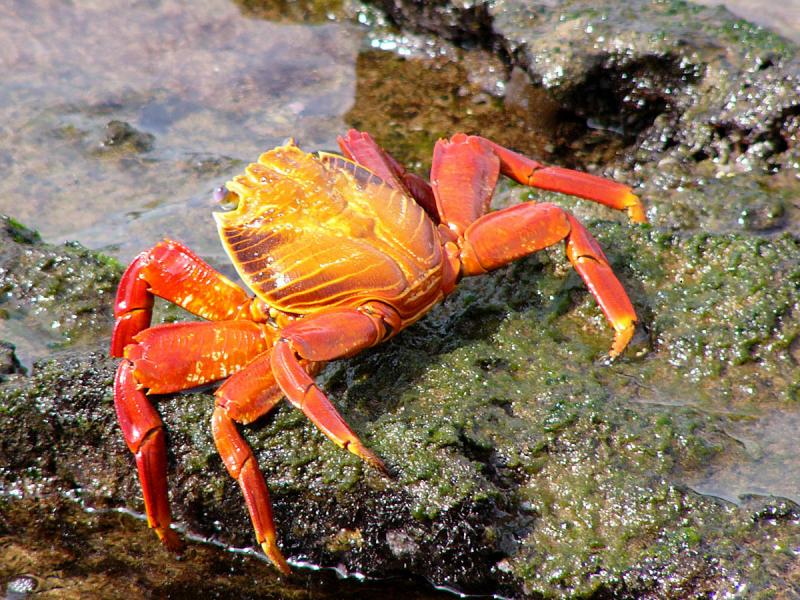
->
(0, 342), (24, 378)
(373, 0), (800, 177)
(1, 212), (799, 597)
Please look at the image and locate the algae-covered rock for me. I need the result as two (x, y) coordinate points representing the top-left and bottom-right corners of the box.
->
(371, 0), (800, 204)
(0, 216), (120, 362)
(1, 206), (799, 597)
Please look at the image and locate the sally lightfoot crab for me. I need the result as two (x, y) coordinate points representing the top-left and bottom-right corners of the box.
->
(110, 129), (646, 573)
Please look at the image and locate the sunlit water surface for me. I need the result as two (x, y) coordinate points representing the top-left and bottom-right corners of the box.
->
(0, 0), (358, 264)
(694, 0), (800, 42)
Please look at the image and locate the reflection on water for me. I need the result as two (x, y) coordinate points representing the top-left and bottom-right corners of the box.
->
(688, 409), (800, 505)
(0, 0), (359, 264)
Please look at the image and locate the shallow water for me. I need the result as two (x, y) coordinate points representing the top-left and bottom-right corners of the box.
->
(694, 0), (800, 43)
(687, 408), (800, 505)
(2, 0), (799, 262)
(0, 0), (359, 265)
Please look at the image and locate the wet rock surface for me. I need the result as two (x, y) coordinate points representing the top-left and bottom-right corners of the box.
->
(373, 0), (800, 175)
(3, 0), (800, 598)
(0, 342), (24, 378)
(1, 220), (799, 597)
(0, 217), (120, 367)
(96, 120), (156, 155)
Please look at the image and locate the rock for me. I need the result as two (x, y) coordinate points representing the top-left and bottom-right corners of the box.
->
(97, 120), (155, 154)
(1, 215), (799, 597)
(0, 342), (24, 378)
(371, 0), (800, 205)
(0, 215), (121, 352)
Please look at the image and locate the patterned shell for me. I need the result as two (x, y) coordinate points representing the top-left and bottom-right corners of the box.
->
(214, 142), (444, 319)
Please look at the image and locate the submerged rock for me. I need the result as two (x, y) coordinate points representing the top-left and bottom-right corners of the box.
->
(97, 120), (155, 155)
(0, 342), (24, 378)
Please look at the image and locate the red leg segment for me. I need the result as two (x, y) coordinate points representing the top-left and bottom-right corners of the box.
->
(111, 240), (254, 356)
(430, 133), (501, 237)
(114, 360), (182, 551)
(476, 137), (647, 223)
(114, 320), (278, 559)
(461, 202), (637, 357)
(112, 254), (155, 357)
(211, 355), (291, 574)
(563, 214), (636, 357)
(269, 304), (400, 473)
(459, 203), (571, 275)
(212, 407), (289, 573)
(215, 350), (285, 425)
(124, 320), (276, 394)
(338, 129), (439, 222)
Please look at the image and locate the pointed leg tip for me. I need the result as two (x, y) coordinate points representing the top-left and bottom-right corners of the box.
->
(351, 442), (389, 476)
(624, 193), (648, 224)
(609, 321), (636, 359)
(370, 455), (390, 477)
(261, 541), (292, 575)
(156, 526), (184, 553)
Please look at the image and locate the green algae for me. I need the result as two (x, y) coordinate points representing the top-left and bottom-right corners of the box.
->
(595, 226), (800, 405)
(0, 217), (122, 359)
(318, 213), (800, 594)
(3, 217), (42, 245)
(1, 199), (799, 596)
(232, 0), (344, 23)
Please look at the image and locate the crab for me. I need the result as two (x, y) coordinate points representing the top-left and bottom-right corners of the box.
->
(110, 129), (646, 573)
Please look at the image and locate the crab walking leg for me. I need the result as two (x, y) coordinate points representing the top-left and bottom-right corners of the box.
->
(460, 202), (638, 357)
(337, 129), (439, 222)
(270, 304), (400, 473)
(212, 405), (289, 573)
(211, 350), (303, 574)
(477, 137), (647, 223)
(111, 239), (254, 356)
(124, 320), (276, 393)
(431, 134), (501, 236)
(114, 360), (182, 551)
(113, 320), (277, 553)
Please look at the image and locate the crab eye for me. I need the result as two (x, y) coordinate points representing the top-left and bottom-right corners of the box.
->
(214, 186), (239, 211)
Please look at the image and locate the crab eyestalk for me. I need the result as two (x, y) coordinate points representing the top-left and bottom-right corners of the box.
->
(214, 185), (240, 212)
